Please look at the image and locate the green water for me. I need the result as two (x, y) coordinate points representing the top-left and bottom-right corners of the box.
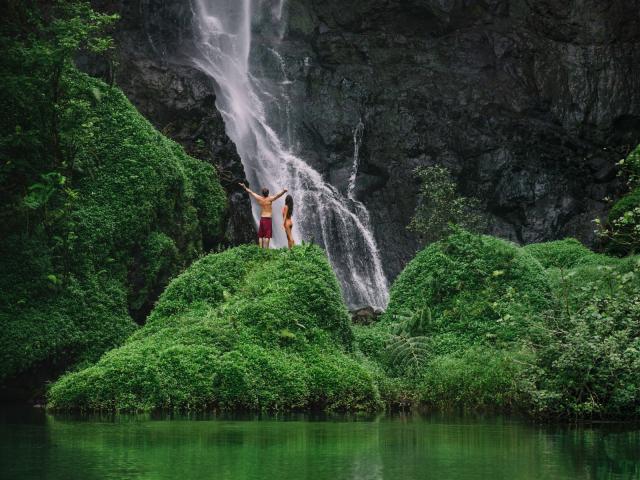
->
(0, 409), (638, 480)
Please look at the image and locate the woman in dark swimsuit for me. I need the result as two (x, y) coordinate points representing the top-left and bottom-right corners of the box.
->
(282, 194), (294, 249)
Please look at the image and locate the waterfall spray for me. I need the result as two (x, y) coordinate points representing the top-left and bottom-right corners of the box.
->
(190, 0), (388, 308)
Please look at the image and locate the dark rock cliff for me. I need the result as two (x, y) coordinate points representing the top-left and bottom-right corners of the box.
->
(86, 0), (256, 247)
(93, 0), (640, 281)
(275, 0), (640, 278)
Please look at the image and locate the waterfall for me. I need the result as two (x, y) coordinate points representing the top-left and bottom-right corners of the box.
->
(347, 120), (364, 200)
(190, 0), (389, 309)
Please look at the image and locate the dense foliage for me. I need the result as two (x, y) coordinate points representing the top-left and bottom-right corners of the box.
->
(4, 2), (638, 421)
(355, 230), (640, 418)
(596, 145), (640, 254)
(48, 245), (381, 411)
(384, 229), (552, 349)
(408, 165), (485, 242)
(529, 255), (640, 417)
(523, 238), (617, 269)
(0, 1), (226, 394)
(47, 225), (640, 418)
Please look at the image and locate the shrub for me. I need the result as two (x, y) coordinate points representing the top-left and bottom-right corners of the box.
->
(418, 347), (535, 410)
(618, 144), (640, 190)
(530, 256), (640, 418)
(354, 229), (553, 410)
(384, 229), (553, 351)
(351, 231), (640, 417)
(602, 188), (640, 255)
(0, 2), (226, 391)
(609, 188), (640, 224)
(48, 245), (381, 411)
(408, 165), (485, 242)
(596, 145), (640, 255)
(523, 238), (615, 269)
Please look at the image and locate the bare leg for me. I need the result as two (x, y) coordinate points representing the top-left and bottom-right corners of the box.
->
(258, 237), (264, 248)
(285, 225), (294, 249)
(265, 238), (271, 249)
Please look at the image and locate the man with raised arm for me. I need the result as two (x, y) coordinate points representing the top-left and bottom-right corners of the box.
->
(239, 183), (288, 248)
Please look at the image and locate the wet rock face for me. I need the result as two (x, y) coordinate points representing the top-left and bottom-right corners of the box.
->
(93, 0), (640, 282)
(87, 0), (256, 247)
(274, 0), (640, 278)
(350, 306), (382, 325)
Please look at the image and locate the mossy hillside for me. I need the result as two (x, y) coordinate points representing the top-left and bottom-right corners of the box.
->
(0, 70), (226, 388)
(48, 245), (381, 411)
(382, 230), (553, 350)
(356, 229), (640, 417)
(354, 230), (551, 409)
(523, 238), (618, 269)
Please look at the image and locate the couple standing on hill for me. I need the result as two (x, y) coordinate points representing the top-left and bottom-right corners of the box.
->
(239, 183), (295, 249)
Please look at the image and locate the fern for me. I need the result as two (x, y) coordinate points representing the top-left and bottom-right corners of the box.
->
(386, 334), (431, 372)
(385, 305), (433, 374)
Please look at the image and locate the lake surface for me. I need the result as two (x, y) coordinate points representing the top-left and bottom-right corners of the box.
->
(0, 409), (638, 480)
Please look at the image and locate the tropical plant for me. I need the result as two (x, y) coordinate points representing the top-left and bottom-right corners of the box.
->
(385, 305), (432, 375)
(0, 1), (226, 395)
(595, 145), (640, 255)
(408, 165), (485, 242)
(529, 258), (640, 417)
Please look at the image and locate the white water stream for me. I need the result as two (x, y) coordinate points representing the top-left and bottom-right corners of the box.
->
(190, 0), (388, 308)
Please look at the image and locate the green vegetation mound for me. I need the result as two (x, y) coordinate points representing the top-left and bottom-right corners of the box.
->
(523, 238), (615, 269)
(355, 230), (551, 410)
(1, 65), (226, 391)
(357, 230), (640, 418)
(383, 229), (552, 349)
(48, 245), (381, 411)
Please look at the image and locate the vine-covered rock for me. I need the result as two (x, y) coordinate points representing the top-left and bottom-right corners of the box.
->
(383, 229), (553, 350)
(48, 245), (381, 411)
(0, 68), (226, 398)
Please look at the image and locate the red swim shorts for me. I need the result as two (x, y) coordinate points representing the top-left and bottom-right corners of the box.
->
(258, 217), (273, 238)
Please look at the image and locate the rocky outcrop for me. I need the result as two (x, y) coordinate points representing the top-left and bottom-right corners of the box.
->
(350, 306), (382, 325)
(93, 0), (640, 281)
(86, 0), (255, 246)
(272, 0), (640, 278)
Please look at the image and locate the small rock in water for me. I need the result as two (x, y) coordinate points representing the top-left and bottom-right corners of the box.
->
(350, 306), (382, 325)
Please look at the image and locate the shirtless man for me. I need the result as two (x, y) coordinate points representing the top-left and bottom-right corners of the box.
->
(239, 183), (288, 248)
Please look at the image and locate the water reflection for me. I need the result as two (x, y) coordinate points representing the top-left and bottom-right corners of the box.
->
(0, 409), (638, 480)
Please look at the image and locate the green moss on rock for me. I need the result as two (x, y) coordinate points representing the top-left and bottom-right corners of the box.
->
(523, 238), (616, 269)
(48, 245), (381, 411)
(0, 70), (226, 390)
(383, 229), (553, 350)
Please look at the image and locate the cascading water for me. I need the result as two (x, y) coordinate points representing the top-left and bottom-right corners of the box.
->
(190, 0), (388, 308)
(348, 120), (364, 200)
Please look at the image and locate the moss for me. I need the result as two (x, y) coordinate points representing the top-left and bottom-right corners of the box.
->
(383, 229), (553, 351)
(523, 238), (617, 269)
(48, 245), (381, 411)
(0, 70), (226, 387)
